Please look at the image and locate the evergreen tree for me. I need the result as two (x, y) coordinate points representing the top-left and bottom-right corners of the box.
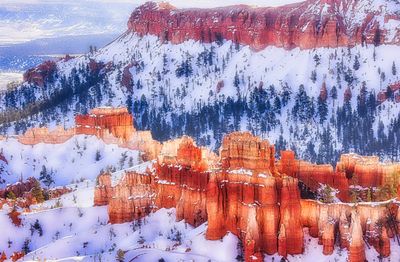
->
(310, 70), (317, 83)
(392, 61), (397, 76)
(317, 96), (328, 123)
(353, 55), (360, 70)
(31, 180), (45, 203)
(22, 238), (31, 254)
(116, 249), (125, 262)
(330, 86), (338, 100)
(39, 165), (54, 188)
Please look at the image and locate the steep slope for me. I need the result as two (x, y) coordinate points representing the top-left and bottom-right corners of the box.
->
(0, 0), (399, 163)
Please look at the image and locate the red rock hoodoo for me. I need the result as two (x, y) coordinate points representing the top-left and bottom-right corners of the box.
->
(336, 153), (400, 188)
(76, 107), (135, 141)
(97, 136), (214, 225)
(91, 131), (400, 261)
(128, 1), (400, 51)
(16, 107), (162, 160)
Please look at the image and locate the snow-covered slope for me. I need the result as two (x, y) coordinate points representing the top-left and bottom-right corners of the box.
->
(0, 135), (140, 186)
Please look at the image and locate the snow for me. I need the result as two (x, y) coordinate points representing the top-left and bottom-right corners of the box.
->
(0, 135), (140, 186)
(0, 179), (239, 262)
(0, 72), (22, 91)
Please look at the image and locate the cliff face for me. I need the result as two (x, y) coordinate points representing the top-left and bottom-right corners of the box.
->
(76, 107), (135, 141)
(17, 127), (75, 145)
(277, 150), (349, 201)
(16, 107), (162, 160)
(97, 136), (211, 225)
(336, 153), (400, 188)
(220, 131), (275, 173)
(128, 0), (400, 51)
(92, 131), (400, 261)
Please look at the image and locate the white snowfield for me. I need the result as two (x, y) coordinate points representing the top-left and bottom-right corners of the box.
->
(0, 135), (140, 186)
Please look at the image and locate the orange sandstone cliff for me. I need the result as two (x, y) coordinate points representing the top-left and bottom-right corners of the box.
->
(92, 131), (400, 261)
(128, 1), (400, 51)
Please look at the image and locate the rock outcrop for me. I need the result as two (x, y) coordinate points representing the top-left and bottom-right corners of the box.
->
(128, 0), (400, 51)
(220, 131), (275, 173)
(97, 136), (212, 225)
(76, 107), (135, 141)
(0, 177), (38, 199)
(18, 127), (75, 145)
(93, 131), (400, 261)
(23, 61), (57, 87)
(16, 107), (162, 160)
(277, 151), (350, 201)
(336, 153), (400, 189)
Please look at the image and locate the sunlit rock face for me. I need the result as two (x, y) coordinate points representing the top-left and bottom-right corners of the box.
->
(92, 130), (400, 261)
(16, 107), (162, 160)
(96, 136), (212, 226)
(220, 131), (275, 173)
(108, 171), (155, 224)
(17, 127), (75, 145)
(277, 150), (349, 201)
(128, 1), (400, 51)
(336, 153), (400, 188)
(93, 172), (112, 206)
(75, 107), (135, 141)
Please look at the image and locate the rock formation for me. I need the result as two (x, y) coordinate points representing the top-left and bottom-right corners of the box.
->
(92, 131), (400, 261)
(16, 107), (162, 160)
(336, 153), (400, 189)
(278, 176), (304, 256)
(23, 61), (57, 87)
(277, 151), (349, 201)
(128, 1), (400, 51)
(220, 131), (275, 173)
(97, 136), (213, 225)
(0, 177), (38, 199)
(76, 107), (135, 141)
(18, 127), (75, 145)
(93, 172), (112, 206)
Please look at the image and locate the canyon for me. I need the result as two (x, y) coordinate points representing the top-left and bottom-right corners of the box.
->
(1, 108), (400, 262)
(89, 111), (400, 261)
(2, 107), (400, 261)
(128, 0), (400, 51)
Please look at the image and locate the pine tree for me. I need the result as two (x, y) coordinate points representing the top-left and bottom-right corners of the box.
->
(6, 191), (16, 200)
(353, 55), (360, 70)
(22, 238), (31, 254)
(310, 70), (317, 83)
(392, 61), (397, 76)
(330, 86), (338, 100)
(39, 165), (54, 188)
(317, 96), (328, 123)
(32, 180), (45, 203)
(116, 249), (125, 262)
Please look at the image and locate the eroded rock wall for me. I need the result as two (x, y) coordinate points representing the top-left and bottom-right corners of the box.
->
(128, 1), (400, 51)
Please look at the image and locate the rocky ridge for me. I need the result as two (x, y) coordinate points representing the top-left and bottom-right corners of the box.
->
(128, 0), (400, 50)
(94, 130), (400, 261)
